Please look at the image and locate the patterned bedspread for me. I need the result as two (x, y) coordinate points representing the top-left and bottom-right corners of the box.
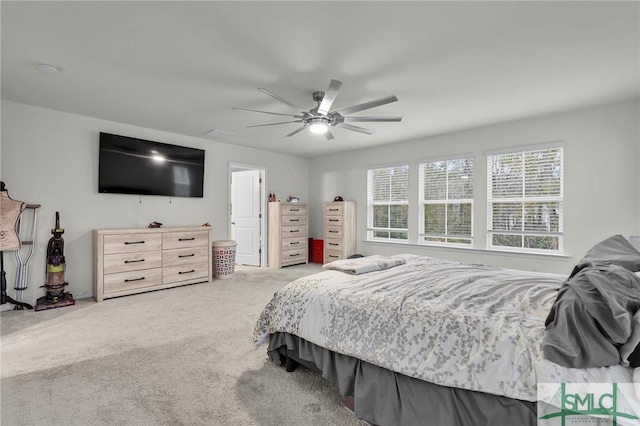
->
(254, 254), (568, 401)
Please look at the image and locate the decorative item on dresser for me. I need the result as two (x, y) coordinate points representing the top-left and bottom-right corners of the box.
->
(94, 226), (212, 302)
(323, 201), (356, 263)
(268, 202), (308, 268)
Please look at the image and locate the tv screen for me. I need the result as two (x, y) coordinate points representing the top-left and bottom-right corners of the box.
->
(99, 133), (205, 198)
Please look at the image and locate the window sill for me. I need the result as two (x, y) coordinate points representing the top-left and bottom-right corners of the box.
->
(363, 239), (571, 260)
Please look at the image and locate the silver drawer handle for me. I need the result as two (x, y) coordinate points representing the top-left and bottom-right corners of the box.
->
(124, 277), (145, 282)
(179, 253), (195, 258)
(124, 259), (145, 263)
(124, 241), (145, 245)
(179, 269), (195, 275)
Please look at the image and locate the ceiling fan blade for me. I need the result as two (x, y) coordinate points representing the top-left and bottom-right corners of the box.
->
(258, 88), (304, 112)
(247, 120), (302, 128)
(337, 123), (375, 135)
(337, 95), (398, 116)
(317, 79), (343, 115)
(325, 130), (335, 141)
(286, 125), (308, 137)
(342, 116), (403, 122)
(232, 107), (296, 117)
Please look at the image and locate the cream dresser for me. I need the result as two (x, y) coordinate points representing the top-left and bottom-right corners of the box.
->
(94, 226), (212, 302)
(324, 201), (357, 263)
(268, 202), (308, 268)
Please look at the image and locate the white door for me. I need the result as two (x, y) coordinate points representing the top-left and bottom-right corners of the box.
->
(231, 169), (261, 266)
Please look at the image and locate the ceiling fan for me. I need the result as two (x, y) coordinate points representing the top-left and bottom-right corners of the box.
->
(233, 79), (402, 140)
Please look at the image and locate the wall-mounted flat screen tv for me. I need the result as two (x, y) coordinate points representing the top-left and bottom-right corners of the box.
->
(99, 132), (205, 198)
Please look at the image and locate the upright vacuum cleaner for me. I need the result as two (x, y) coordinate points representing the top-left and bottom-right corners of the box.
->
(35, 212), (75, 311)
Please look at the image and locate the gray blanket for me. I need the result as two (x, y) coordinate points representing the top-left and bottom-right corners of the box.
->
(543, 235), (640, 368)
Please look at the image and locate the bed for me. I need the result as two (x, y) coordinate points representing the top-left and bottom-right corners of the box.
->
(254, 235), (640, 426)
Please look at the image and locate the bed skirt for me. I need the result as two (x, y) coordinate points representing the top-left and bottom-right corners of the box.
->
(267, 332), (536, 426)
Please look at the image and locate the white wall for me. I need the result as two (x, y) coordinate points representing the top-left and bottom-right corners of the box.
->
(308, 99), (640, 275)
(0, 100), (309, 306)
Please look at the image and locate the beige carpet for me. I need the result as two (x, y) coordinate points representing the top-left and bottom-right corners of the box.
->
(1, 264), (365, 425)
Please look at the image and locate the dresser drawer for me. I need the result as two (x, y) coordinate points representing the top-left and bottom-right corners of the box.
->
(324, 250), (342, 263)
(103, 233), (162, 254)
(282, 215), (306, 226)
(281, 205), (307, 216)
(281, 249), (307, 266)
(104, 268), (163, 294)
(324, 204), (344, 216)
(282, 237), (307, 250)
(163, 246), (210, 267)
(324, 238), (343, 252)
(163, 231), (209, 250)
(163, 261), (209, 284)
(325, 215), (343, 226)
(325, 226), (343, 238)
(104, 251), (163, 274)
(282, 225), (307, 238)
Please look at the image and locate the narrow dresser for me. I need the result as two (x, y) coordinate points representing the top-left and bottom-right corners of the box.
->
(268, 202), (308, 268)
(94, 226), (212, 301)
(323, 201), (356, 263)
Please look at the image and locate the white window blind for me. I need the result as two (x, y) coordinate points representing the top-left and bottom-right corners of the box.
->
(367, 165), (409, 241)
(419, 158), (474, 245)
(487, 146), (563, 252)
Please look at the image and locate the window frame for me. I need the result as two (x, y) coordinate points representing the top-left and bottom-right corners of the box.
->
(486, 144), (564, 254)
(366, 164), (410, 242)
(418, 156), (474, 246)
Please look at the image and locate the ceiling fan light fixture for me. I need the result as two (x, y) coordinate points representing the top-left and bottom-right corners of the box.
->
(308, 117), (329, 134)
(309, 121), (328, 134)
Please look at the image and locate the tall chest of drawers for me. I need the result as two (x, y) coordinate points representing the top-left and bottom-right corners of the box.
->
(94, 226), (212, 302)
(268, 202), (308, 268)
(324, 201), (357, 263)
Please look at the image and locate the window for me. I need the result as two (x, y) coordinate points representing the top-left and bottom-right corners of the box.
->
(419, 158), (474, 245)
(487, 146), (563, 252)
(367, 165), (409, 241)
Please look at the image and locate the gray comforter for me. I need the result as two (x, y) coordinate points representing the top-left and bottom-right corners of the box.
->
(542, 235), (640, 368)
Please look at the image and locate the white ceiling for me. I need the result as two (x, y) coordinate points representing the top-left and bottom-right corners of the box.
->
(2, 1), (638, 158)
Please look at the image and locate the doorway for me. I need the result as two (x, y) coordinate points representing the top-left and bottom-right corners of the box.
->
(229, 163), (266, 267)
